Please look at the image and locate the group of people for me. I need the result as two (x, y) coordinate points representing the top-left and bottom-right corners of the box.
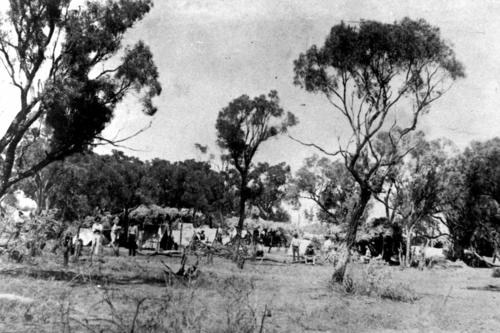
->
(62, 216), (142, 265)
(252, 227), (287, 251)
(192, 229), (207, 242)
(290, 234), (317, 265)
(290, 234), (343, 265)
(98, 217), (140, 257)
(65, 217), (341, 267)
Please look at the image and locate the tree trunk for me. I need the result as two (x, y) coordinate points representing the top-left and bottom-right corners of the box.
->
(234, 172), (248, 265)
(381, 235), (385, 260)
(405, 225), (414, 267)
(451, 238), (465, 261)
(236, 173), (248, 239)
(234, 193), (247, 261)
(332, 189), (371, 283)
(73, 223), (82, 263)
(218, 209), (224, 226)
(179, 221), (183, 247)
(44, 197), (50, 212)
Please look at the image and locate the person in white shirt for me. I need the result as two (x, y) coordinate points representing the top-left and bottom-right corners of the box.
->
(91, 217), (103, 261)
(110, 217), (121, 256)
(323, 236), (333, 253)
(291, 233), (301, 262)
(128, 223), (139, 256)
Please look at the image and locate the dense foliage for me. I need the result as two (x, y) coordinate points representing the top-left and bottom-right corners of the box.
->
(0, 0), (161, 197)
(17, 150), (292, 225)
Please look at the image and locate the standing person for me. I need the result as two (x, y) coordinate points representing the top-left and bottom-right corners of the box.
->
(91, 217), (103, 262)
(323, 236), (333, 253)
(157, 223), (165, 252)
(61, 231), (73, 267)
(268, 229), (277, 253)
(255, 237), (264, 257)
(215, 227), (223, 244)
(110, 217), (121, 256)
(252, 228), (260, 243)
(128, 222), (138, 256)
(291, 233), (300, 263)
(275, 229), (282, 250)
(491, 230), (500, 263)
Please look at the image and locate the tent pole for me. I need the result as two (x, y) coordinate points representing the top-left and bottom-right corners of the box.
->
(179, 222), (183, 247)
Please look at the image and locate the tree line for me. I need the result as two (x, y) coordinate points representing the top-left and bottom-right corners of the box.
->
(16, 130), (500, 270)
(290, 133), (500, 266)
(16, 146), (292, 225)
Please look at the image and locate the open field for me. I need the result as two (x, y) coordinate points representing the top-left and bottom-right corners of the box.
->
(0, 248), (500, 333)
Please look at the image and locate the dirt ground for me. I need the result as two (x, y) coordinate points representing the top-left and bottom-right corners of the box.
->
(0, 247), (499, 332)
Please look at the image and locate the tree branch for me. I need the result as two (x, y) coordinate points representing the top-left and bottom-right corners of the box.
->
(288, 134), (342, 157)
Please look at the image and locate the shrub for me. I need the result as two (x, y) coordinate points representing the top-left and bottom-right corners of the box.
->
(48, 272), (264, 333)
(216, 276), (258, 333)
(342, 275), (355, 294)
(333, 264), (419, 303)
(378, 282), (419, 302)
(492, 268), (500, 278)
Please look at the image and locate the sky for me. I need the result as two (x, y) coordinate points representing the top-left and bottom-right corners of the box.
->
(1, 1), (499, 221)
(90, 0), (500, 172)
(0, 0), (499, 172)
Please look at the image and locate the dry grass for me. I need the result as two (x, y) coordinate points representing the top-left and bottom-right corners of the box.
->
(0, 248), (500, 332)
(337, 263), (419, 303)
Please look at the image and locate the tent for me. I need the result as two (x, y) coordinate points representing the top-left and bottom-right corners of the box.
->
(73, 227), (111, 247)
(170, 223), (195, 246)
(197, 225), (218, 243)
(73, 228), (94, 246)
(167, 223), (219, 246)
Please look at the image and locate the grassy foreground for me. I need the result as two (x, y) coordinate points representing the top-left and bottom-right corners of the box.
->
(0, 248), (499, 332)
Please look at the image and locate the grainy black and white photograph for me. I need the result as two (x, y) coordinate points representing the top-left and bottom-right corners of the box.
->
(0, 0), (499, 332)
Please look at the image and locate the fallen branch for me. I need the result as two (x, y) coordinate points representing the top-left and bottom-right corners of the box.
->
(469, 249), (500, 268)
(466, 285), (500, 292)
(147, 250), (183, 257)
(160, 258), (199, 286)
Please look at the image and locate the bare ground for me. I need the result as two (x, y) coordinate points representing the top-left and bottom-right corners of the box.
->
(0, 248), (499, 332)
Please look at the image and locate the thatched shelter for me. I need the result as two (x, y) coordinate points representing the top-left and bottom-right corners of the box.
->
(224, 216), (295, 233)
(355, 217), (403, 261)
(128, 204), (171, 222)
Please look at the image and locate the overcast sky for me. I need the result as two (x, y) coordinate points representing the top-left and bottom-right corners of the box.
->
(91, 0), (500, 171)
(1, 0), (499, 173)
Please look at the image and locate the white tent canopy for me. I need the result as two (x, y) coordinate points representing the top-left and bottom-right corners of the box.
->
(170, 223), (219, 246)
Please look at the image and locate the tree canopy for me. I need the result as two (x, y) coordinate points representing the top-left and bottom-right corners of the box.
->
(216, 90), (297, 238)
(293, 18), (464, 281)
(248, 162), (291, 222)
(290, 155), (356, 224)
(0, 0), (161, 196)
(440, 138), (500, 257)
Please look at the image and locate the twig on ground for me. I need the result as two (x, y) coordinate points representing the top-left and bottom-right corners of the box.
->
(259, 304), (269, 333)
